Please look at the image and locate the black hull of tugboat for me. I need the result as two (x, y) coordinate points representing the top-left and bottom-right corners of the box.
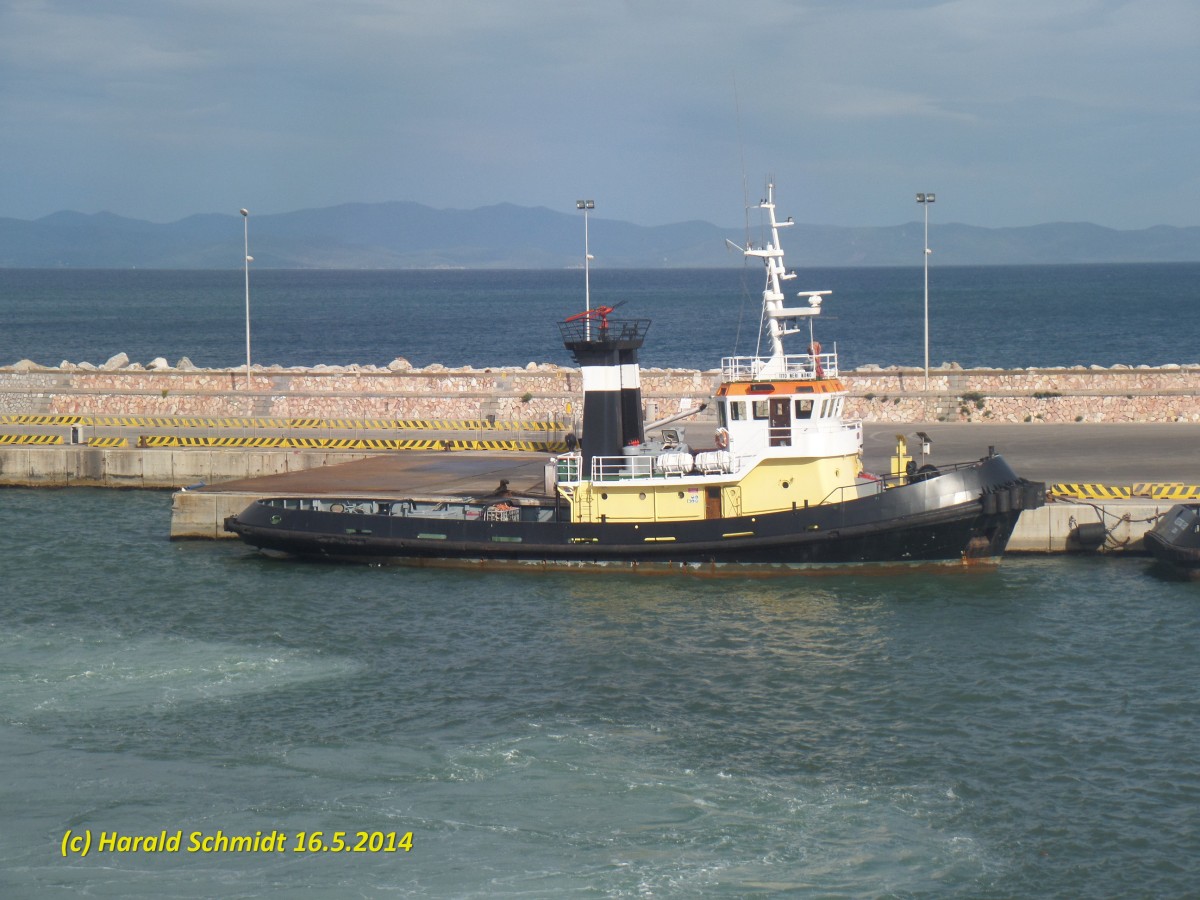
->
(223, 456), (1044, 572)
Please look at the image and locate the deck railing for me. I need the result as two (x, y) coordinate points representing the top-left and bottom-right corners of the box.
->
(720, 351), (838, 381)
(554, 451), (745, 485)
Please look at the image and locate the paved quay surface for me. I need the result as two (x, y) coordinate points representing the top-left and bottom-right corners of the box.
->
(863, 422), (1200, 484)
(196, 422), (1200, 499)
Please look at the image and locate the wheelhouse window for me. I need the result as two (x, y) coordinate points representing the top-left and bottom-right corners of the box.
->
(752, 400), (770, 420)
(796, 398), (814, 419)
(728, 400), (746, 421)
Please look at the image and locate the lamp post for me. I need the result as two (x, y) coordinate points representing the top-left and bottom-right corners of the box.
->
(916, 192), (935, 390)
(240, 208), (252, 390)
(576, 200), (594, 339)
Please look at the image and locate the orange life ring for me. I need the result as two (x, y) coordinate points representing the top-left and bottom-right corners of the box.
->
(715, 427), (729, 449)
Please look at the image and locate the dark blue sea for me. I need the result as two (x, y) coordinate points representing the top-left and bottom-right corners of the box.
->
(3, 267), (1200, 897)
(2, 264), (1200, 371)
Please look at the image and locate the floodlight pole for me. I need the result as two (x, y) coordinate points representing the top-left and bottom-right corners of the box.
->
(241, 208), (252, 390)
(576, 200), (594, 339)
(916, 193), (935, 390)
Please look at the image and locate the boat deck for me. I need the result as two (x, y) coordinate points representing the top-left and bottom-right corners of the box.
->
(174, 424), (1200, 549)
(190, 450), (552, 499)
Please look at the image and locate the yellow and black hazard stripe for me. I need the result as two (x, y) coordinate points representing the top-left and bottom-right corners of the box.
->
(1132, 483), (1200, 500)
(138, 435), (276, 448)
(5, 414), (87, 426)
(92, 415), (172, 427)
(392, 419), (478, 431)
(453, 439), (570, 452)
(389, 419), (568, 432)
(2, 413), (568, 432)
(1049, 483), (1132, 500)
(494, 420), (569, 432)
(0, 433), (65, 445)
(133, 434), (566, 452)
(86, 437), (129, 448)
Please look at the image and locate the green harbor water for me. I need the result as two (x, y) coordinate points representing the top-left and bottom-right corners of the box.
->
(2, 487), (1197, 897)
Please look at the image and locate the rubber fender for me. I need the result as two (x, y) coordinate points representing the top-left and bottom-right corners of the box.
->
(1072, 522), (1108, 551)
(909, 463), (940, 484)
(1022, 481), (1048, 510)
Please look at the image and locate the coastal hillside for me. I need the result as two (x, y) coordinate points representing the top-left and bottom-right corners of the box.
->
(1, 203), (1198, 269)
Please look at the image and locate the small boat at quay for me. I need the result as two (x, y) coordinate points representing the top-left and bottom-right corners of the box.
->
(224, 184), (1045, 572)
(1143, 504), (1200, 577)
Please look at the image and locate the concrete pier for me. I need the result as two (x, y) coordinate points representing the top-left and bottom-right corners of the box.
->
(0, 444), (383, 489)
(1011, 501), (1169, 554)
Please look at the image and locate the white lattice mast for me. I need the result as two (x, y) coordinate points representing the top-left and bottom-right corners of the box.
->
(743, 184), (830, 378)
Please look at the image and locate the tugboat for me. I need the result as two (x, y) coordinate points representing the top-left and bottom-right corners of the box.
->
(1143, 505), (1200, 577)
(224, 184), (1045, 572)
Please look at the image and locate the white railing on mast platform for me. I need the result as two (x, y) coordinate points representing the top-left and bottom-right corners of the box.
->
(720, 351), (839, 381)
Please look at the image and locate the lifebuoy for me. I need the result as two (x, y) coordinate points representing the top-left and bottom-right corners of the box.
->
(715, 427), (729, 449)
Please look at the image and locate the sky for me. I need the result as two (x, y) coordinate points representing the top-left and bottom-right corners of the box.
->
(1, 0), (1197, 230)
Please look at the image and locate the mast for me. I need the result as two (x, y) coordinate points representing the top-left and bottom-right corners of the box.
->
(742, 184), (831, 379)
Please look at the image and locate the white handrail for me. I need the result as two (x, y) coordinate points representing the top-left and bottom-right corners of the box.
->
(720, 352), (838, 381)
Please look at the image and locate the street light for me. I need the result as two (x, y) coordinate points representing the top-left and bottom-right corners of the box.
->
(576, 200), (594, 339)
(240, 208), (253, 390)
(916, 192), (935, 390)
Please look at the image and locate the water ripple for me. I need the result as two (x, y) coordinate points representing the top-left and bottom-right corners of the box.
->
(2, 491), (1199, 896)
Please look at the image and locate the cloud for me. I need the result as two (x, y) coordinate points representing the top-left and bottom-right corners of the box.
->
(0, 0), (1196, 228)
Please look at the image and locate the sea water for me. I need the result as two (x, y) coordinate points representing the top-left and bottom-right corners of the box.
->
(1, 488), (1198, 897)
(3, 264), (1200, 372)
(2, 266), (1200, 896)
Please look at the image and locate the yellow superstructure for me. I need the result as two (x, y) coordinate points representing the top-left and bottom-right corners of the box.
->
(561, 374), (865, 525)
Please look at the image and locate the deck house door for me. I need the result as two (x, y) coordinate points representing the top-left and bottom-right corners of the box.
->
(768, 397), (791, 446)
(706, 487), (722, 519)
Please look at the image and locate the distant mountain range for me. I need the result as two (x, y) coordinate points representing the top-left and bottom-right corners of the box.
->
(1, 201), (1197, 268)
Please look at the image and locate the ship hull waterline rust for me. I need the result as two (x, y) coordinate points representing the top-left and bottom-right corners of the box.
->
(224, 183), (1045, 572)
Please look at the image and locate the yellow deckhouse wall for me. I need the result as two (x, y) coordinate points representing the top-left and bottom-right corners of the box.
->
(566, 450), (862, 525)
(734, 455), (861, 515)
(569, 481), (708, 524)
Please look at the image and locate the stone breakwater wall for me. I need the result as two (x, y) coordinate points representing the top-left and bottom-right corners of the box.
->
(2, 359), (1199, 424)
(846, 364), (1200, 423)
(0, 361), (709, 423)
